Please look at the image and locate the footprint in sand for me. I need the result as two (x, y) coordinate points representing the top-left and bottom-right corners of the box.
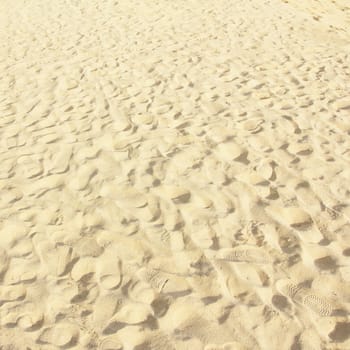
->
(214, 141), (246, 163)
(96, 256), (122, 290)
(44, 145), (72, 174)
(103, 185), (148, 208)
(136, 267), (187, 294)
(0, 285), (26, 305)
(275, 279), (343, 317)
(131, 114), (156, 130)
(92, 293), (122, 328)
(38, 323), (79, 347)
(153, 185), (191, 204)
(113, 302), (152, 325)
(200, 100), (227, 116)
(4, 258), (38, 284)
(15, 302), (44, 331)
(102, 303), (152, 335)
(71, 257), (96, 282)
(212, 260), (253, 300)
(100, 335), (123, 350)
(75, 237), (104, 258)
(35, 240), (73, 277)
(239, 118), (264, 134)
(135, 265), (166, 289)
(266, 206), (324, 243)
(213, 245), (271, 264)
(109, 105), (133, 133)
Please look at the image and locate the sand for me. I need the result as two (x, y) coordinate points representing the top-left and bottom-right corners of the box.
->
(0, 0), (350, 349)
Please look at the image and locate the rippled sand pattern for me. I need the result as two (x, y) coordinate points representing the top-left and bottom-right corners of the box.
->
(0, 0), (350, 349)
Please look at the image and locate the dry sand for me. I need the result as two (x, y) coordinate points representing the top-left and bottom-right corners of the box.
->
(0, 0), (350, 349)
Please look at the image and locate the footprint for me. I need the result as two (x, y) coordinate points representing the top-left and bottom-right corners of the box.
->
(233, 263), (270, 287)
(302, 245), (337, 271)
(333, 97), (350, 111)
(109, 105), (132, 133)
(268, 206), (325, 243)
(288, 142), (313, 156)
(203, 157), (227, 186)
(160, 201), (185, 231)
(192, 191), (213, 209)
(133, 331), (177, 350)
(100, 335), (123, 350)
(266, 206), (313, 230)
(206, 124), (234, 144)
(82, 209), (105, 233)
(211, 191), (235, 215)
(0, 285), (26, 305)
(104, 303), (152, 332)
(92, 293), (122, 327)
(39, 323), (79, 347)
(247, 134), (272, 153)
(39, 242), (73, 277)
(17, 303), (44, 331)
(45, 145), (72, 174)
(75, 237), (103, 258)
(71, 257), (95, 282)
(137, 267), (169, 293)
(131, 114), (155, 130)
(214, 246), (271, 264)
(259, 224), (282, 252)
(239, 118), (264, 134)
(104, 185), (148, 208)
(200, 100), (227, 115)
(173, 315), (234, 345)
(154, 185), (191, 204)
(133, 200), (161, 223)
(276, 279), (338, 317)
(96, 256), (122, 290)
(212, 260), (251, 300)
(294, 183), (323, 215)
(256, 161), (275, 181)
(128, 281), (156, 305)
(214, 141), (246, 162)
(192, 227), (215, 249)
(236, 170), (269, 187)
(301, 294), (336, 317)
(4, 258), (38, 284)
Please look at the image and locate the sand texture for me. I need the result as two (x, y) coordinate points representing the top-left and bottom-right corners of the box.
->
(0, 0), (350, 349)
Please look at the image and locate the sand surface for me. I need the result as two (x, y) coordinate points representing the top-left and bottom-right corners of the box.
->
(0, 0), (350, 349)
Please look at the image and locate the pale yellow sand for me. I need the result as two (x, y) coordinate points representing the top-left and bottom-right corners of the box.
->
(0, 0), (350, 349)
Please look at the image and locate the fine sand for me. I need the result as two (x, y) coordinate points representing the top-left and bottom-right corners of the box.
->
(0, 0), (350, 349)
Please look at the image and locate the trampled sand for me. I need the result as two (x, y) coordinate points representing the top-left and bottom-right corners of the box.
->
(0, 0), (350, 349)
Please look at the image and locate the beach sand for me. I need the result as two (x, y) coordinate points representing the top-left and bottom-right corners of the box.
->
(0, 0), (350, 349)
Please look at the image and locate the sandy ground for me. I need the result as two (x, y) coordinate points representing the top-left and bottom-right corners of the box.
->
(0, 0), (350, 349)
